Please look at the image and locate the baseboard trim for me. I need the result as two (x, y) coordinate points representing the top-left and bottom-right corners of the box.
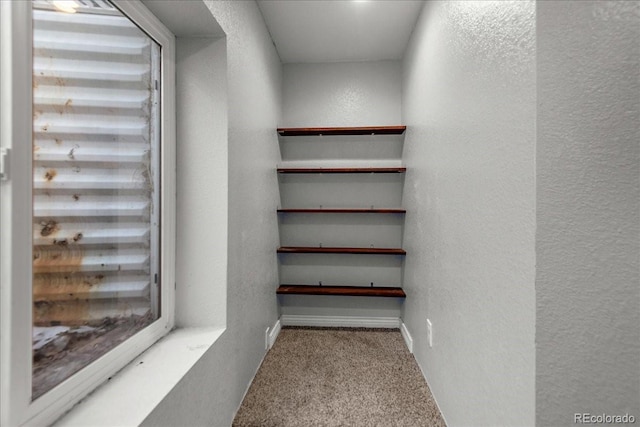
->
(280, 315), (400, 329)
(400, 322), (413, 353)
(268, 319), (281, 349)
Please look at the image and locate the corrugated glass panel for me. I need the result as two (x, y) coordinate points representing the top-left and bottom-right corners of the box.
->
(31, 0), (160, 400)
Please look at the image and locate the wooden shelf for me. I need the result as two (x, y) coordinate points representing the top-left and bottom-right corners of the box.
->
(277, 126), (406, 136)
(277, 246), (406, 255)
(275, 124), (408, 302)
(278, 167), (406, 174)
(278, 208), (406, 214)
(277, 284), (406, 298)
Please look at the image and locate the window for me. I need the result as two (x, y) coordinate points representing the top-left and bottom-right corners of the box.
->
(0, 1), (175, 425)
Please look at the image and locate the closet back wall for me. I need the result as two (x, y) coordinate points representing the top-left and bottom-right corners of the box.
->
(279, 61), (404, 322)
(282, 61), (401, 127)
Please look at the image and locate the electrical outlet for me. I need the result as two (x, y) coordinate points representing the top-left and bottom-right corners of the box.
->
(265, 327), (270, 350)
(427, 319), (433, 348)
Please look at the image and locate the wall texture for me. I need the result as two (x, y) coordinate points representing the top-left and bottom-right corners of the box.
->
(401, 1), (536, 426)
(175, 36), (228, 328)
(536, 1), (640, 425)
(142, 1), (282, 425)
(279, 61), (405, 322)
(282, 61), (401, 127)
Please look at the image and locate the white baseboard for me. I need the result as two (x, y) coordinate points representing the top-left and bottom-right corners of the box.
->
(280, 315), (400, 329)
(268, 319), (281, 349)
(400, 322), (414, 353)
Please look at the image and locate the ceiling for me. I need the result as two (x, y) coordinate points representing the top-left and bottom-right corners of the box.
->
(257, 0), (425, 64)
(142, 0), (225, 37)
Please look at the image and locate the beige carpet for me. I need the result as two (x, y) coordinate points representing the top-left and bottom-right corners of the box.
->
(233, 327), (447, 427)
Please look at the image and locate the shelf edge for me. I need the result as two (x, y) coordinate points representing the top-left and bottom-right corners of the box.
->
(277, 125), (406, 136)
(276, 285), (406, 298)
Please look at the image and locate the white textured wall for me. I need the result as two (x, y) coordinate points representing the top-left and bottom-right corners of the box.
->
(175, 36), (228, 327)
(536, 2), (640, 425)
(401, 2), (536, 426)
(142, 1), (282, 425)
(280, 61), (404, 321)
(282, 61), (401, 127)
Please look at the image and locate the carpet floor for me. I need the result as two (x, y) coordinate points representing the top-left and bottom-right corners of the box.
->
(232, 327), (447, 427)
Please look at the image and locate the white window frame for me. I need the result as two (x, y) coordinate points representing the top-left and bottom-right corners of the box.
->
(0, 1), (176, 426)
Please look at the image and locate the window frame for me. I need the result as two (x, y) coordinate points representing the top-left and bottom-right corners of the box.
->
(0, 1), (176, 425)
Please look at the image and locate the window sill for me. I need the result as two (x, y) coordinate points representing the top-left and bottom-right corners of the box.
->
(53, 327), (225, 427)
